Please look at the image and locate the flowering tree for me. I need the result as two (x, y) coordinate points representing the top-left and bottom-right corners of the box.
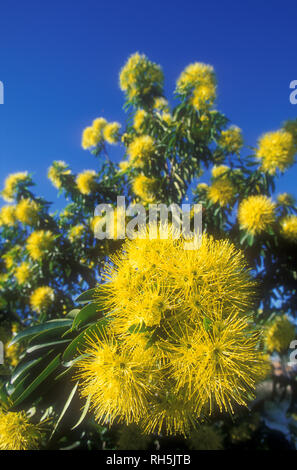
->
(0, 53), (297, 450)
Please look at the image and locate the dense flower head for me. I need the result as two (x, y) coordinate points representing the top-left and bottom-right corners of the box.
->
(153, 97), (169, 112)
(277, 192), (296, 206)
(48, 161), (71, 189)
(26, 230), (55, 260)
(133, 109), (147, 132)
(265, 315), (295, 353)
(77, 230), (266, 435)
(30, 286), (54, 314)
(176, 62), (216, 111)
(15, 198), (39, 226)
(119, 53), (164, 101)
(1, 172), (29, 202)
(0, 204), (17, 227)
(208, 179), (235, 207)
(103, 122), (121, 144)
(76, 170), (97, 195)
(211, 165), (230, 179)
(127, 135), (155, 168)
(15, 262), (31, 284)
(81, 117), (107, 150)
(132, 174), (159, 203)
(256, 129), (296, 175)
(280, 215), (297, 242)
(0, 410), (44, 450)
(219, 126), (243, 154)
(238, 195), (276, 235)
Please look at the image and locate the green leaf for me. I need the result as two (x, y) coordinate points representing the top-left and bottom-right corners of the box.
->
(50, 382), (79, 438)
(10, 354), (61, 407)
(62, 319), (108, 364)
(71, 394), (91, 430)
(72, 302), (101, 330)
(10, 319), (73, 346)
(26, 339), (71, 355)
(10, 357), (44, 385)
(75, 288), (97, 304)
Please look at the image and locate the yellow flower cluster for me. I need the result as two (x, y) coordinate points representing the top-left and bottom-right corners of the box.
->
(26, 230), (55, 260)
(0, 204), (17, 227)
(133, 109), (147, 132)
(81, 117), (107, 149)
(238, 195), (276, 235)
(127, 135), (155, 168)
(256, 130), (296, 175)
(265, 315), (295, 353)
(211, 165), (230, 179)
(76, 170), (97, 195)
(1, 172), (29, 202)
(219, 126), (243, 154)
(280, 215), (297, 242)
(103, 122), (121, 144)
(132, 174), (159, 203)
(15, 262), (31, 285)
(153, 97), (169, 111)
(119, 52), (163, 101)
(69, 224), (85, 242)
(208, 179), (235, 207)
(0, 410), (43, 450)
(15, 198), (39, 226)
(30, 286), (54, 314)
(176, 62), (216, 111)
(77, 231), (267, 436)
(48, 161), (71, 189)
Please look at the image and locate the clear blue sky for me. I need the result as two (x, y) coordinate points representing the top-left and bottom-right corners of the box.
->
(0, 0), (296, 209)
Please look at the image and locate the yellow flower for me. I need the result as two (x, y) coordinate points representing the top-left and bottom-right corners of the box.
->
(102, 122), (121, 144)
(3, 253), (15, 270)
(69, 224), (85, 242)
(30, 286), (54, 314)
(208, 179), (235, 206)
(127, 135), (155, 168)
(265, 315), (295, 353)
(0, 204), (17, 226)
(15, 198), (39, 226)
(188, 425), (224, 450)
(176, 62), (216, 93)
(77, 232), (264, 435)
(118, 160), (129, 172)
(191, 83), (216, 111)
(2, 172), (29, 202)
(81, 118), (107, 150)
(76, 170), (97, 195)
(256, 129), (296, 175)
(197, 182), (208, 191)
(26, 230), (55, 260)
(238, 195), (276, 235)
(0, 410), (44, 450)
(77, 329), (154, 425)
(277, 193), (295, 206)
(92, 117), (107, 133)
(219, 126), (243, 154)
(48, 161), (71, 189)
(280, 215), (297, 242)
(132, 174), (159, 203)
(153, 97), (169, 111)
(211, 165), (230, 179)
(133, 109), (147, 132)
(119, 53), (163, 101)
(15, 262), (31, 284)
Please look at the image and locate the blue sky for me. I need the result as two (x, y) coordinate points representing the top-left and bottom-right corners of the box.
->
(0, 0), (296, 209)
